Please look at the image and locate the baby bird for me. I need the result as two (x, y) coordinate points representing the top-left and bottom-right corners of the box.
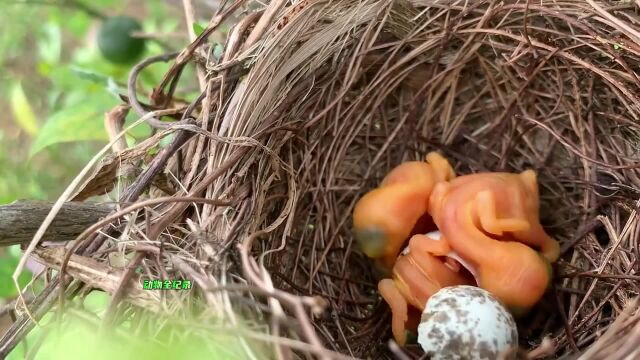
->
(420, 170), (560, 315)
(352, 152), (455, 271)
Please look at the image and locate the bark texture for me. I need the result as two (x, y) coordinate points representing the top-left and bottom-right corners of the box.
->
(0, 200), (114, 247)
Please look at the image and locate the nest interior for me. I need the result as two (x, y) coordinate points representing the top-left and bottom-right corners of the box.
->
(5, 1), (640, 360)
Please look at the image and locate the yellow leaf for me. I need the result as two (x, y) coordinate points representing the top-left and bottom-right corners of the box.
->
(10, 82), (38, 136)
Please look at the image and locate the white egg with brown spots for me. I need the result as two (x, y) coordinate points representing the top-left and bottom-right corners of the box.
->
(417, 285), (518, 360)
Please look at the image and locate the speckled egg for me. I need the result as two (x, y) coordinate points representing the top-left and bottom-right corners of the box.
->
(417, 285), (518, 360)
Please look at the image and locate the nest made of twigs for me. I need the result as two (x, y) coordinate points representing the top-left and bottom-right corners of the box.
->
(6, 0), (640, 359)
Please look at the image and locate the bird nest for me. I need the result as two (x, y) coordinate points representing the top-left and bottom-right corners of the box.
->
(4, 0), (640, 359)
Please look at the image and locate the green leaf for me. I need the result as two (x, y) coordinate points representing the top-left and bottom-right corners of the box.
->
(29, 95), (116, 157)
(159, 132), (175, 148)
(82, 291), (110, 314)
(192, 22), (206, 36)
(7, 312), (47, 360)
(70, 66), (111, 86)
(6, 343), (27, 360)
(38, 22), (62, 65)
(67, 67), (125, 97)
(10, 82), (39, 136)
(0, 251), (32, 297)
(124, 112), (152, 139)
(28, 316), (251, 360)
(37, 61), (53, 77)
(8, 245), (22, 258)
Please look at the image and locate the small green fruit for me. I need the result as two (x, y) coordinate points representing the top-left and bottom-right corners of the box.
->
(97, 16), (146, 64)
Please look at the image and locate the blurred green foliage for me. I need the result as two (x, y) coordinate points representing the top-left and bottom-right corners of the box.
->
(0, 246), (32, 298)
(0, 1), (211, 357)
(0, 0), (190, 204)
(7, 291), (259, 360)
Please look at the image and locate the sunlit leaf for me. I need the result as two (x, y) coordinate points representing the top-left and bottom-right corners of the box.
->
(29, 95), (117, 157)
(10, 82), (39, 136)
(7, 245), (22, 258)
(38, 22), (62, 65)
(6, 345), (25, 360)
(37, 62), (53, 76)
(9, 314), (257, 360)
(192, 22), (206, 36)
(82, 290), (111, 314)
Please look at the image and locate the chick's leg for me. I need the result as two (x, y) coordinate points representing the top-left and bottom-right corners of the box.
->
(540, 235), (561, 262)
(407, 233), (452, 257)
(425, 152), (456, 182)
(476, 190), (531, 236)
(526, 225), (561, 262)
(409, 233), (481, 282)
(379, 279), (409, 346)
